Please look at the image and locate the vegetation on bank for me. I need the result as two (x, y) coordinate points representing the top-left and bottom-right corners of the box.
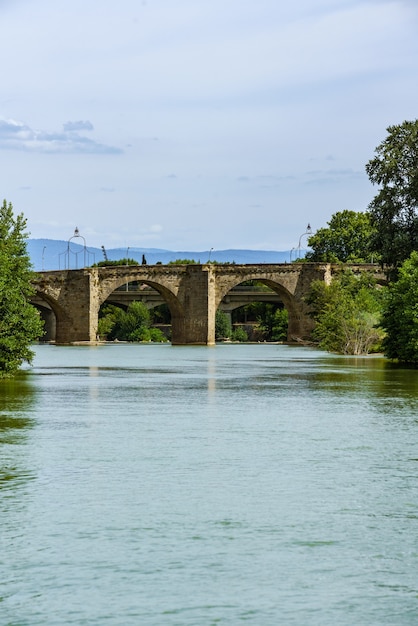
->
(380, 252), (418, 364)
(304, 119), (418, 363)
(0, 200), (44, 378)
(307, 270), (384, 355)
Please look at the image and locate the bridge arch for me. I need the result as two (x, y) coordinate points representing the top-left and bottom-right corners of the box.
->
(99, 277), (183, 317)
(213, 269), (311, 341)
(31, 290), (73, 343)
(97, 268), (187, 343)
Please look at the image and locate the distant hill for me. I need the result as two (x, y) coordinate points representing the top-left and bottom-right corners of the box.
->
(27, 238), (300, 271)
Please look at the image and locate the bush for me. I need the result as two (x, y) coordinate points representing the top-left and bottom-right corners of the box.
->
(308, 270), (385, 355)
(98, 301), (168, 342)
(231, 327), (248, 342)
(215, 310), (231, 340)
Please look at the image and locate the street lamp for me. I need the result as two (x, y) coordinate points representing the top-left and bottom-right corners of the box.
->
(297, 223), (312, 259)
(208, 247), (214, 263)
(42, 246), (46, 271)
(59, 227), (95, 269)
(126, 247), (130, 291)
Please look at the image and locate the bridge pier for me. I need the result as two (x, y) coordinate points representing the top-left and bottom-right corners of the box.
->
(172, 264), (216, 345)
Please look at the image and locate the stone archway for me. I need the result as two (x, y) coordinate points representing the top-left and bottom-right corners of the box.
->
(98, 276), (184, 345)
(213, 270), (314, 342)
(31, 291), (72, 343)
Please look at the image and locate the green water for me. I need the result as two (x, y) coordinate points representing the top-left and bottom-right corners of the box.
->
(1, 343), (418, 625)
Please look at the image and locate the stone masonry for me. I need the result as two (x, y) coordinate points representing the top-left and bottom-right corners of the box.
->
(32, 263), (386, 345)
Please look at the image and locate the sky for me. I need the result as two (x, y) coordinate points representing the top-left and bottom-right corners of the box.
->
(1, 0), (418, 252)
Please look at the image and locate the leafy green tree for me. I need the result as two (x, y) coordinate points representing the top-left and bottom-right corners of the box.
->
(118, 301), (151, 340)
(305, 210), (376, 263)
(381, 251), (418, 364)
(308, 270), (384, 355)
(94, 258), (139, 267)
(215, 310), (231, 340)
(168, 259), (198, 265)
(0, 200), (44, 377)
(230, 300), (288, 341)
(366, 119), (418, 270)
(231, 327), (248, 342)
(97, 305), (120, 339)
(98, 301), (168, 342)
(253, 305), (288, 341)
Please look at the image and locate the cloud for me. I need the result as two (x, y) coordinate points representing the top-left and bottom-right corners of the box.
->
(63, 120), (94, 132)
(304, 169), (364, 186)
(0, 118), (122, 154)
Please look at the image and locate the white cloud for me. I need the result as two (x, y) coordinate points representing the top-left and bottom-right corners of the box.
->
(0, 118), (122, 154)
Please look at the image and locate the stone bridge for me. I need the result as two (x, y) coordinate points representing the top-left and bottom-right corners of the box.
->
(32, 263), (385, 345)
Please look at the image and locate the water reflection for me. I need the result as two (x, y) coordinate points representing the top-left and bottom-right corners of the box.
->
(0, 375), (36, 494)
(307, 356), (418, 404)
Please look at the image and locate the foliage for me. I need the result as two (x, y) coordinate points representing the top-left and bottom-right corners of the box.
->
(152, 303), (171, 324)
(98, 301), (168, 342)
(366, 119), (418, 270)
(231, 301), (288, 341)
(215, 310), (231, 340)
(308, 270), (385, 355)
(93, 258), (139, 267)
(256, 306), (288, 341)
(0, 200), (44, 378)
(168, 259), (198, 265)
(305, 210), (376, 263)
(231, 326), (248, 342)
(238, 280), (272, 290)
(380, 251), (418, 364)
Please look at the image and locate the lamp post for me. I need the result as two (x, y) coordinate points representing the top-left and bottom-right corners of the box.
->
(126, 247), (130, 291)
(59, 227), (94, 269)
(42, 246), (46, 271)
(297, 224), (312, 260)
(208, 247), (214, 263)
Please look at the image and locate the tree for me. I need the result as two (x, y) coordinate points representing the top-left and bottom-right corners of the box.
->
(93, 258), (139, 267)
(366, 119), (418, 270)
(308, 270), (384, 355)
(305, 210), (376, 263)
(168, 259), (198, 265)
(381, 251), (418, 364)
(256, 307), (288, 341)
(215, 310), (231, 340)
(0, 200), (44, 378)
(97, 301), (167, 342)
(231, 326), (248, 342)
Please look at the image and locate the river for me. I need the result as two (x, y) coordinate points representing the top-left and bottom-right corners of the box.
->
(1, 343), (418, 625)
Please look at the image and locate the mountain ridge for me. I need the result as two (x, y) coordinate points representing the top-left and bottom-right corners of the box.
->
(27, 238), (299, 271)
